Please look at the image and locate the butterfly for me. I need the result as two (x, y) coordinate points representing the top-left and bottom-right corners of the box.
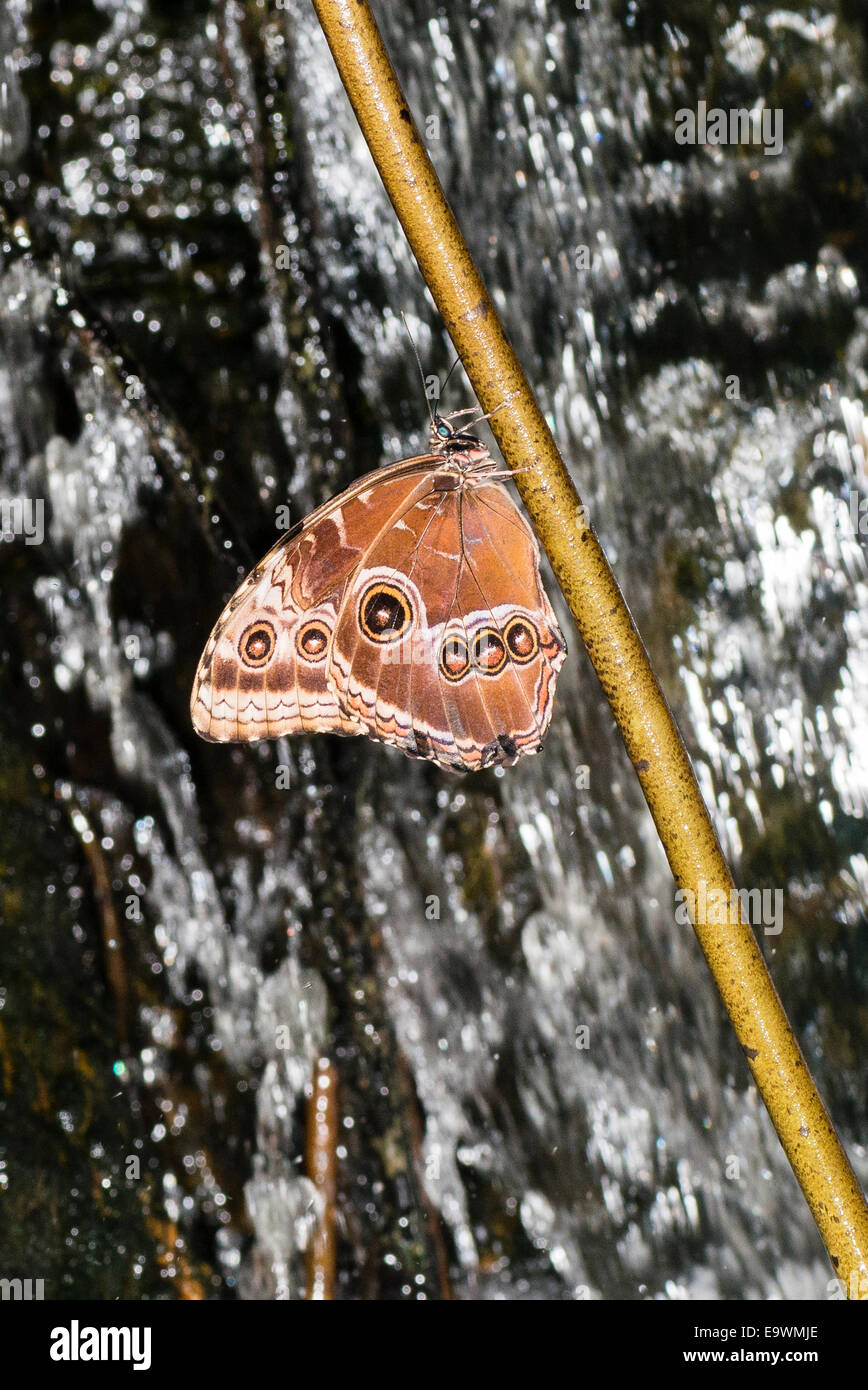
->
(190, 408), (567, 772)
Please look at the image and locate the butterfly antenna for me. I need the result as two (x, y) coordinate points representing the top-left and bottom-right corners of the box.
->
(401, 311), (436, 430)
(440, 352), (462, 402)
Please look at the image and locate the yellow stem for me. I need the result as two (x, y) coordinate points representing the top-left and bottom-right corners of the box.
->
(305, 1057), (338, 1300)
(309, 0), (868, 1294)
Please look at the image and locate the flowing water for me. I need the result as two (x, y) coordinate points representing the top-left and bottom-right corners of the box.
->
(0, 0), (866, 1299)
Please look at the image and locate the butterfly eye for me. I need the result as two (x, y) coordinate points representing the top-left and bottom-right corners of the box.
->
(296, 621), (330, 662)
(437, 422), (451, 439)
(472, 628), (507, 674)
(239, 620), (276, 668)
(359, 583), (413, 643)
(504, 617), (539, 664)
(439, 634), (469, 682)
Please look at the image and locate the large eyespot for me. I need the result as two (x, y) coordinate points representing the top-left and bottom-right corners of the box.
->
(472, 628), (507, 674)
(239, 620), (276, 668)
(439, 634), (470, 682)
(359, 583), (412, 643)
(504, 616), (539, 664)
(296, 620), (330, 663)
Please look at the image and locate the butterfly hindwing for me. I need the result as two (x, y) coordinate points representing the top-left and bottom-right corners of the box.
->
(328, 478), (566, 770)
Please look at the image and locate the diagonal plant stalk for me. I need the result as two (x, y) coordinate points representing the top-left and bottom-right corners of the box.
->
(308, 0), (868, 1295)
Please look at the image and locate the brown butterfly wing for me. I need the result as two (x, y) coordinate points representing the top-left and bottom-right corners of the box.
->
(328, 477), (566, 771)
(190, 461), (438, 741)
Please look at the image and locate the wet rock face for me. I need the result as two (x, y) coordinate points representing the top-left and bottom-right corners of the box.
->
(0, 0), (866, 1299)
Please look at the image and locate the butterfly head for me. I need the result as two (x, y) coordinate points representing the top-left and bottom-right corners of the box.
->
(429, 409), (493, 472)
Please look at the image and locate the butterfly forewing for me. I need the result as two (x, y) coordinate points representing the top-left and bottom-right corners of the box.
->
(190, 460), (438, 742)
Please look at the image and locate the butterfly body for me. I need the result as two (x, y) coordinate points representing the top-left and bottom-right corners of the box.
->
(191, 416), (566, 772)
